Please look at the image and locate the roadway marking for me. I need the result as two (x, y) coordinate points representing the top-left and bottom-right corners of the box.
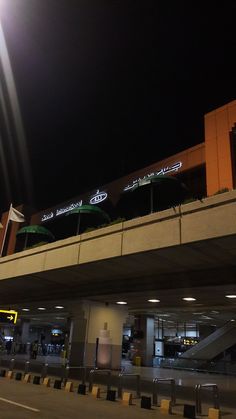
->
(0, 397), (40, 412)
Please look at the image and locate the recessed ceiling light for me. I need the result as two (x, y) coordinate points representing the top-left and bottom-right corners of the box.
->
(183, 297), (196, 301)
(148, 299), (160, 303)
(37, 307), (46, 310)
(225, 295), (236, 298)
(22, 308), (30, 311)
(116, 301), (127, 305)
(55, 306), (64, 309)
(231, 319), (235, 322)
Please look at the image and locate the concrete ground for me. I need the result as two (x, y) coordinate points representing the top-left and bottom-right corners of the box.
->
(0, 377), (235, 419)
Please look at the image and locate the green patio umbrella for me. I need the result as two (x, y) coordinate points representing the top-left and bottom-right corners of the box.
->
(130, 174), (188, 213)
(16, 225), (55, 250)
(66, 204), (110, 235)
(118, 174), (188, 218)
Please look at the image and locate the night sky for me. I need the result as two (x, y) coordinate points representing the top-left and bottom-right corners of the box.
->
(1, 1), (236, 213)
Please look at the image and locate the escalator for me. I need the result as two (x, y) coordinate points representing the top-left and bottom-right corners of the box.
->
(181, 321), (236, 360)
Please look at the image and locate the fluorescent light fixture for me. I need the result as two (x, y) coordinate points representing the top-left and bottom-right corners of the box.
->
(55, 306), (64, 309)
(37, 307), (46, 310)
(116, 301), (127, 305)
(22, 308), (30, 311)
(183, 297), (196, 301)
(225, 295), (236, 298)
(148, 299), (160, 303)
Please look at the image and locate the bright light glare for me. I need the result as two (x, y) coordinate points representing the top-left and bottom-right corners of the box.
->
(148, 299), (160, 303)
(116, 301), (127, 305)
(183, 297), (196, 302)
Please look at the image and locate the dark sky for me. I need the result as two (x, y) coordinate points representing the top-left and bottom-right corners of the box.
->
(1, 1), (236, 213)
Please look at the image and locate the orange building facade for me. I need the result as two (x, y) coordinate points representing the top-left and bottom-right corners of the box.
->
(1, 99), (236, 255)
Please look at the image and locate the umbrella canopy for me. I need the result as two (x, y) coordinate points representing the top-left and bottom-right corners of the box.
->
(16, 225), (55, 250)
(117, 174), (189, 219)
(66, 204), (110, 235)
(17, 225), (55, 240)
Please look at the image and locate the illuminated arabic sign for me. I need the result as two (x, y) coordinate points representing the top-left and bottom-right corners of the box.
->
(0, 310), (18, 324)
(89, 190), (107, 205)
(41, 201), (83, 222)
(123, 161), (182, 191)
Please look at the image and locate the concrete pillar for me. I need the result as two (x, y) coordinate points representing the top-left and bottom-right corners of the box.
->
(68, 301), (127, 369)
(21, 321), (30, 343)
(68, 307), (87, 366)
(133, 315), (154, 366)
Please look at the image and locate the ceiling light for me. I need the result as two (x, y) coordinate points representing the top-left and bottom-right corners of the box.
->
(22, 308), (30, 311)
(37, 307), (46, 310)
(55, 306), (64, 309)
(231, 319), (235, 322)
(148, 299), (160, 303)
(225, 295), (236, 298)
(116, 301), (127, 305)
(183, 297), (196, 301)
(211, 311), (219, 314)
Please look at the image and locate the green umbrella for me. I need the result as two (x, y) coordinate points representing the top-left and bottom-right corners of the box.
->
(66, 204), (110, 235)
(17, 225), (55, 250)
(132, 175), (187, 213)
(120, 174), (188, 216)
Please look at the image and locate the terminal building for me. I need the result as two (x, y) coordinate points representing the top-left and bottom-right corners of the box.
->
(0, 100), (236, 371)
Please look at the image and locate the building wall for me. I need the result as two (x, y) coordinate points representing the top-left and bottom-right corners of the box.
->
(205, 100), (236, 195)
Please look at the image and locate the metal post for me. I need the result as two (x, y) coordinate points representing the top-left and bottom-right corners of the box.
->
(152, 378), (176, 406)
(118, 373), (141, 399)
(41, 363), (48, 379)
(89, 369), (111, 393)
(195, 383), (219, 415)
(24, 361), (30, 374)
(10, 358), (15, 371)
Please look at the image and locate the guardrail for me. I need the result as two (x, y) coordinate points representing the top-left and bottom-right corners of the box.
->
(152, 377), (176, 406)
(117, 373), (141, 399)
(89, 369), (112, 393)
(195, 383), (220, 415)
(63, 365), (94, 385)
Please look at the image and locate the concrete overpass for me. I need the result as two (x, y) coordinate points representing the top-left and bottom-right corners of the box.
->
(0, 190), (236, 320)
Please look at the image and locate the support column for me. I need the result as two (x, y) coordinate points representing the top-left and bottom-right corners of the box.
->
(68, 307), (87, 366)
(68, 301), (127, 369)
(133, 315), (154, 366)
(21, 320), (30, 344)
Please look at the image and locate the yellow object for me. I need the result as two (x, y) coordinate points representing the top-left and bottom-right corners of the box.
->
(134, 356), (141, 366)
(0, 309), (18, 324)
(160, 399), (172, 414)
(122, 392), (132, 405)
(65, 381), (73, 392)
(208, 407), (221, 419)
(43, 377), (51, 387)
(7, 371), (13, 379)
(91, 386), (100, 398)
(24, 374), (31, 383)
